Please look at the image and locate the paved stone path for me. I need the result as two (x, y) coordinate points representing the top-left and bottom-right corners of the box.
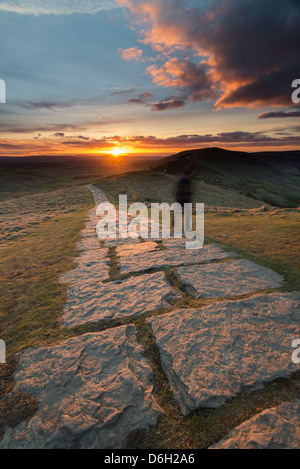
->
(118, 243), (235, 274)
(63, 272), (180, 327)
(1, 184), (299, 449)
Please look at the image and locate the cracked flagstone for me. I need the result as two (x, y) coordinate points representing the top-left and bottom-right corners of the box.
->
(60, 248), (110, 284)
(176, 259), (284, 298)
(0, 326), (163, 449)
(62, 271), (180, 327)
(118, 243), (237, 274)
(148, 291), (300, 415)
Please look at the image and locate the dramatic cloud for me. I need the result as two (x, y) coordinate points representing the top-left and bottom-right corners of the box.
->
(259, 110), (300, 119)
(118, 0), (300, 109)
(147, 58), (218, 102)
(0, 0), (117, 15)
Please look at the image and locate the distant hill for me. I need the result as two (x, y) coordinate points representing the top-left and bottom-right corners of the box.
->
(151, 148), (300, 208)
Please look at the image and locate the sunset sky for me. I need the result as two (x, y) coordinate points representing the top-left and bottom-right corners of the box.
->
(0, 0), (300, 157)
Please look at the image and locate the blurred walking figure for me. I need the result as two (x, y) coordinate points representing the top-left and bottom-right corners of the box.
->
(175, 164), (193, 233)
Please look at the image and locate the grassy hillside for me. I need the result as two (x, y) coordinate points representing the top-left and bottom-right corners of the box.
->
(151, 147), (300, 208)
(96, 170), (270, 210)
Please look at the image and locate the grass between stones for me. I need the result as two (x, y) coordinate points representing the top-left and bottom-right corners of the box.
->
(0, 182), (299, 448)
(128, 321), (300, 449)
(204, 212), (300, 291)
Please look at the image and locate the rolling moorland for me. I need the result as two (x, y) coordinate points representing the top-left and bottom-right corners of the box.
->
(151, 147), (300, 208)
(0, 148), (299, 448)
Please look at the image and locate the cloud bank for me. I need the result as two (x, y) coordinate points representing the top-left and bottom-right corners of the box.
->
(118, 0), (300, 110)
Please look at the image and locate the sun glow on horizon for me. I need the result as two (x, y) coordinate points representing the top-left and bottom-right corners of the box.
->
(111, 147), (128, 157)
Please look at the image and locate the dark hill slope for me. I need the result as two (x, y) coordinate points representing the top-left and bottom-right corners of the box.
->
(151, 148), (300, 207)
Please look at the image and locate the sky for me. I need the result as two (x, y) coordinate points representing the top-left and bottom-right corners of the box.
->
(0, 0), (300, 157)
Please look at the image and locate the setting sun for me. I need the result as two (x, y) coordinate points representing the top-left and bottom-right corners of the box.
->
(111, 147), (128, 157)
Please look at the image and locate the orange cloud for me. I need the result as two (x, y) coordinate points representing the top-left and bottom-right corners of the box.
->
(119, 46), (144, 62)
(117, 0), (300, 109)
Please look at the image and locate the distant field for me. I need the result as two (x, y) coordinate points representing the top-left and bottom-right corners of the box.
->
(0, 155), (150, 202)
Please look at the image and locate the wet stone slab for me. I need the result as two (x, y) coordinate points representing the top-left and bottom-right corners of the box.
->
(176, 259), (284, 298)
(210, 400), (300, 449)
(63, 271), (180, 327)
(118, 243), (236, 274)
(148, 291), (300, 416)
(0, 326), (163, 449)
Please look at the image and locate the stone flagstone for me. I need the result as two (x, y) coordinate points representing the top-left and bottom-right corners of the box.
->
(85, 184), (108, 206)
(104, 237), (141, 247)
(76, 237), (101, 251)
(148, 291), (300, 416)
(118, 243), (236, 274)
(63, 271), (181, 327)
(116, 241), (159, 257)
(176, 259), (284, 299)
(80, 228), (97, 238)
(0, 326), (163, 449)
(210, 400), (300, 449)
(162, 238), (190, 249)
(60, 248), (110, 284)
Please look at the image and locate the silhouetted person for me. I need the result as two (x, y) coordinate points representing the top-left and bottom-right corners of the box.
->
(175, 164), (193, 233)
(175, 165), (192, 207)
